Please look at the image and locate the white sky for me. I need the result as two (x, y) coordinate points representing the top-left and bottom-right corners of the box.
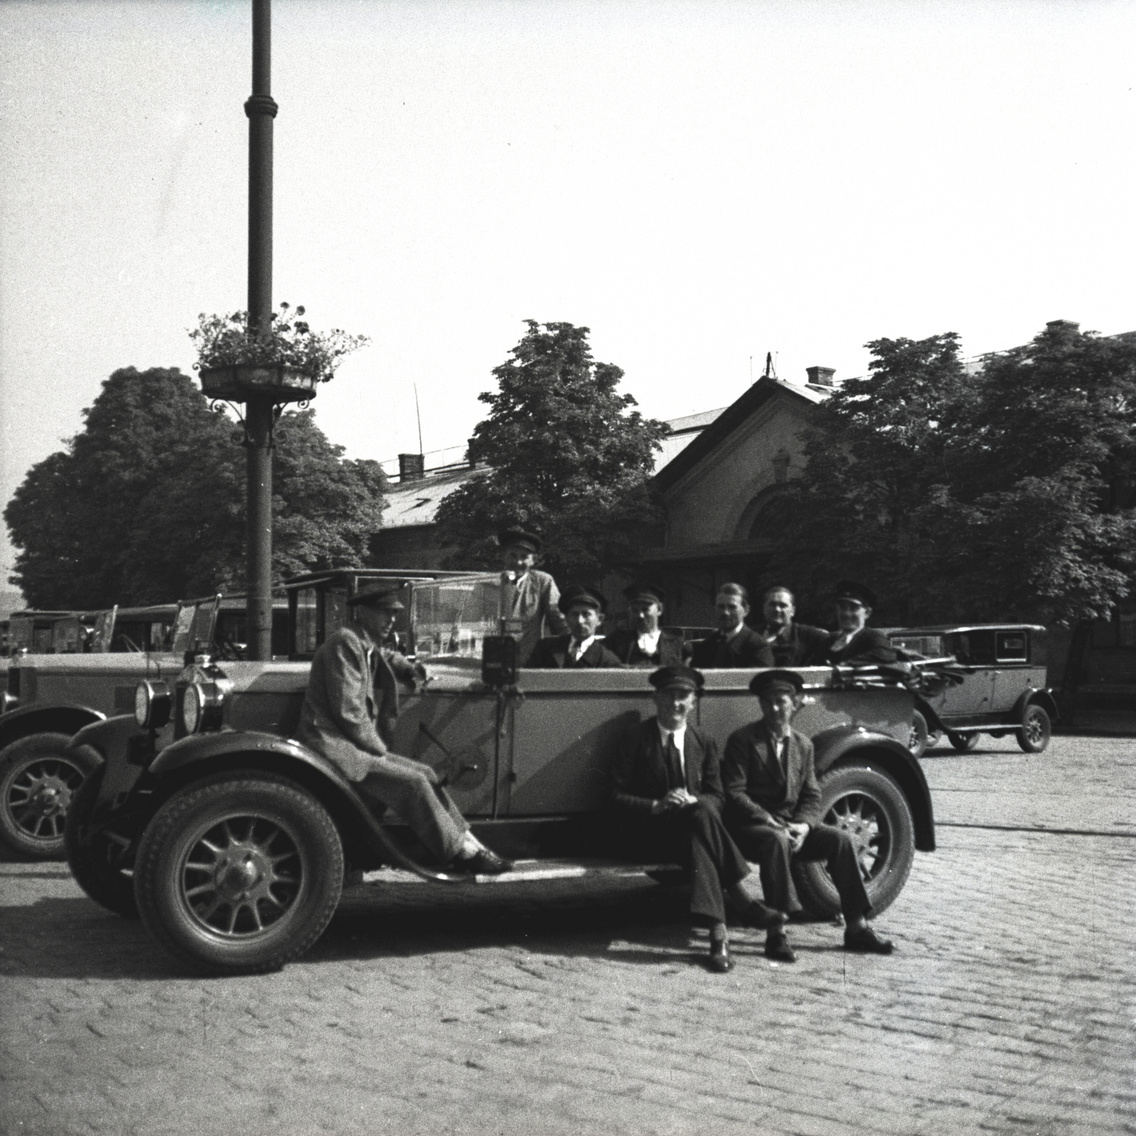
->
(2, 0), (1134, 584)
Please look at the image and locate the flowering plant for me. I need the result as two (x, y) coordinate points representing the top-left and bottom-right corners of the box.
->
(190, 302), (369, 384)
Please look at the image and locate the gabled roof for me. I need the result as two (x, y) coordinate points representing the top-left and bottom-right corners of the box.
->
(382, 465), (488, 530)
(652, 376), (828, 493)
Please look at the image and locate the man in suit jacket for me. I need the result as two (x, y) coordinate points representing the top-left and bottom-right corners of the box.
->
(528, 584), (624, 668)
(819, 580), (898, 666)
(753, 585), (830, 667)
(610, 665), (785, 973)
(604, 582), (686, 668)
(298, 583), (511, 875)
(498, 527), (568, 664)
(722, 669), (894, 960)
(688, 583), (775, 669)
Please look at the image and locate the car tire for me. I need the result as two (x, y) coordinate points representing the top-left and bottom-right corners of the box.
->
(64, 762), (139, 918)
(907, 711), (929, 758)
(1017, 705), (1051, 753)
(134, 775), (344, 975)
(947, 731), (979, 753)
(0, 733), (101, 860)
(791, 763), (916, 920)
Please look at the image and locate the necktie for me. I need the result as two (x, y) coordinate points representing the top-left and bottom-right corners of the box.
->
(665, 733), (683, 790)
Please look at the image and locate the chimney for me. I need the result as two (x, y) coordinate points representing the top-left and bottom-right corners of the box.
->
(806, 366), (835, 389)
(398, 453), (425, 482)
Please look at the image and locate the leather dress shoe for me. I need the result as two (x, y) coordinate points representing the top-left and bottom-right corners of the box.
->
(764, 930), (796, 963)
(708, 938), (733, 973)
(450, 848), (514, 876)
(742, 900), (789, 930)
(844, 925), (894, 954)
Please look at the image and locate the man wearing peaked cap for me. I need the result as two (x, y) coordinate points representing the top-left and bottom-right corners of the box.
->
(610, 665), (787, 974)
(298, 578), (512, 876)
(497, 526), (567, 663)
(722, 668), (895, 959)
(818, 579), (898, 666)
(605, 582), (685, 669)
(528, 584), (623, 668)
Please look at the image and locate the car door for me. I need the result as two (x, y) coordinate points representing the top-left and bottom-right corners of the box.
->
(990, 628), (1030, 712)
(936, 629), (997, 724)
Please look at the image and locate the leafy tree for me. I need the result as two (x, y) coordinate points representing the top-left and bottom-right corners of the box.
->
(5, 367), (387, 607)
(771, 324), (1136, 626)
(435, 321), (670, 580)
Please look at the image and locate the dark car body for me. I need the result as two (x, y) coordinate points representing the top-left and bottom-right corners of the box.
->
(888, 624), (1058, 755)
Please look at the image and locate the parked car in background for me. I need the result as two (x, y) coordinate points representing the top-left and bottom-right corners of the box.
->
(887, 624), (1058, 757)
(64, 568), (945, 976)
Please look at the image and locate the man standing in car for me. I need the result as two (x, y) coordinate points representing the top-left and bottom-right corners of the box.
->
(498, 527), (567, 664)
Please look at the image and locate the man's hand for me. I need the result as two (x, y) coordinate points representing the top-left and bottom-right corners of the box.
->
(786, 822), (810, 853)
(655, 788), (698, 813)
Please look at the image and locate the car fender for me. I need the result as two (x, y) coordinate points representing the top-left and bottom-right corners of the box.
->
(810, 724), (935, 852)
(912, 695), (946, 735)
(147, 731), (456, 882)
(0, 703), (105, 752)
(1012, 687), (1060, 724)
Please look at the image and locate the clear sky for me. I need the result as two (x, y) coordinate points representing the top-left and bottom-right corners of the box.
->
(2, 0), (1134, 587)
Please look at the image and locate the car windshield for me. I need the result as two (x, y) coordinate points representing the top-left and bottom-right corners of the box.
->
(410, 575), (502, 660)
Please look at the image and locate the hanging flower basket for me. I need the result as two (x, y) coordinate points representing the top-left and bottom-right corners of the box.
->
(199, 362), (319, 403)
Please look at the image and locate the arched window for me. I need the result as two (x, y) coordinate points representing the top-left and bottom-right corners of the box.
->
(735, 485), (796, 548)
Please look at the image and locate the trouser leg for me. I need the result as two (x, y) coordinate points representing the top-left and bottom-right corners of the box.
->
(730, 822), (800, 914)
(797, 824), (871, 921)
(357, 757), (468, 864)
(685, 800), (750, 925)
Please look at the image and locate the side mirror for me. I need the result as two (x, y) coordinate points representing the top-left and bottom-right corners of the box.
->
(481, 635), (517, 687)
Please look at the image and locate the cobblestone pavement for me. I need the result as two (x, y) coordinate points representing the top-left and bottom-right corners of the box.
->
(2, 735), (1135, 1136)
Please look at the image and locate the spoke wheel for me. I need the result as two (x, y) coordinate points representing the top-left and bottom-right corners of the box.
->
(0, 733), (100, 859)
(1017, 705), (1051, 753)
(134, 775), (343, 975)
(907, 711), (929, 758)
(792, 763), (915, 919)
(947, 731), (980, 753)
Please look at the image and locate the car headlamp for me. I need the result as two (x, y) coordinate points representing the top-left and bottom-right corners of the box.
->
(134, 680), (171, 730)
(179, 679), (230, 734)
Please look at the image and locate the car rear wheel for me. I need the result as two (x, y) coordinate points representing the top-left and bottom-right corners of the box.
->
(0, 733), (101, 860)
(947, 731), (980, 753)
(792, 763), (915, 919)
(907, 711), (929, 758)
(134, 775), (344, 975)
(1017, 705), (1051, 753)
(64, 762), (139, 918)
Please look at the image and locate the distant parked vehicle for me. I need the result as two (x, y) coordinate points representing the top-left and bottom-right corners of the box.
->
(887, 624), (1058, 757)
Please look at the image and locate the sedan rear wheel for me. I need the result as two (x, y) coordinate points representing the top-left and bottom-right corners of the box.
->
(947, 731), (980, 753)
(1017, 705), (1052, 753)
(134, 775), (344, 975)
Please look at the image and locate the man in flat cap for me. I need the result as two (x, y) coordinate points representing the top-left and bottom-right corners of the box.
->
(498, 527), (567, 664)
(298, 581), (512, 875)
(611, 665), (785, 973)
(605, 582), (686, 668)
(722, 668), (894, 959)
(688, 583), (775, 670)
(818, 580), (898, 666)
(753, 585), (830, 667)
(527, 584), (623, 668)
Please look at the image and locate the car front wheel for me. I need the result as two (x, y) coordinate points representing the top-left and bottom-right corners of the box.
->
(907, 711), (929, 758)
(0, 733), (101, 860)
(947, 731), (980, 753)
(792, 763), (916, 919)
(64, 762), (139, 918)
(134, 775), (344, 975)
(1017, 705), (1052, 753)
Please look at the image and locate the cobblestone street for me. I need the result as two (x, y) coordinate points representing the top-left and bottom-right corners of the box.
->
(2, 735), (1135, 1136)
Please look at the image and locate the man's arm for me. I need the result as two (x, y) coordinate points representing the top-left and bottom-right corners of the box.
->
(791, 735), (824, 827)
(610, 724), (658, 815)
(383, 648), (426, 690)
(721, 729), (780, 826)
(739, 630), (775, 668)
(541, 575), (569, 637)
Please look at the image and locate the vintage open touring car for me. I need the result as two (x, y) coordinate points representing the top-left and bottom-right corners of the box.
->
(63, 569), (941, 975)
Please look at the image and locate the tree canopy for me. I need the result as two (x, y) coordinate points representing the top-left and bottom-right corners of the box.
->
(434, 320), (670, 579)
(5, 367), (387, 607)
(771, 322), (1136, 626)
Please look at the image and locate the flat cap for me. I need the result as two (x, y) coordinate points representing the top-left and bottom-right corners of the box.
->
(348, 582), (405, 611)
(498, 527), (542, 554)
(558, 584), (607, 613)
(623, 581), (666, 605)
(834, 579), (878, 608)
(749, 668), (804, 698)
(649, 664), (704, 693)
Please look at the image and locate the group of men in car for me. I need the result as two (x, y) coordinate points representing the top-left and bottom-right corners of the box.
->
(296, 525), (898, 973)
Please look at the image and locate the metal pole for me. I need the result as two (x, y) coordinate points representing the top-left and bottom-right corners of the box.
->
(244, 0), (277, 661)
